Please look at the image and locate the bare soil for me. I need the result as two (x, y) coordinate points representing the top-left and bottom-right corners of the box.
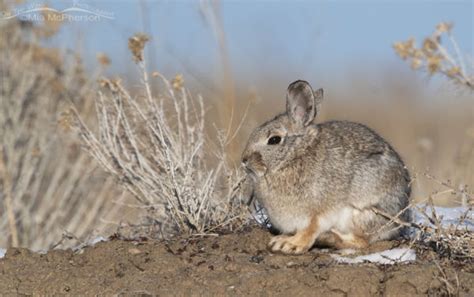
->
(0, 226), (472, 296)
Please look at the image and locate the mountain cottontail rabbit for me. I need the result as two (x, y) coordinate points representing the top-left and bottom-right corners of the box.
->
(242, 80), (411, 254)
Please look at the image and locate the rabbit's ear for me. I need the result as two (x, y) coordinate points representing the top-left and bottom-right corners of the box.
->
(286, 80), (320, 127)
(313, 87), (324, 113)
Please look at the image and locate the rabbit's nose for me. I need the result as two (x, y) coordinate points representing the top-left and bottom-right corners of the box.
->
(242, 152), (250, 164)
(241, 158), (248, 170)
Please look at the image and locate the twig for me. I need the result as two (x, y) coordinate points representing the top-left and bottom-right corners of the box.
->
(0, 148), (19, 247)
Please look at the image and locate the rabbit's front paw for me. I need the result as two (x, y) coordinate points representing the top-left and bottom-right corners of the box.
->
(268, 235), (310, 255)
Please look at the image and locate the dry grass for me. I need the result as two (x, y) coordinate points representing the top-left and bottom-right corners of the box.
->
(0, 14), (119, 250)
(389, 23), (473, 263)
(0, 0), (472, 254)
(71, 33), (248, 237)
(370, 171), (473, 265)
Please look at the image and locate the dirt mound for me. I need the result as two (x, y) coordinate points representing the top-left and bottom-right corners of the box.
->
(0, 227), (472, 296)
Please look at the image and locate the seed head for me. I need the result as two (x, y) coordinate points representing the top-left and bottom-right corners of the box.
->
(97, 52), (111, 66)
(172, 74), (184, 90)
(422, 38), (438, 55)
(427, 55), (442, 74)
(446, 66), (460, 78)
(411, 58), (422, 70)
(436, 22), (452, 34)
(393, 38), (415, 60)
(128, 33), (149, 63)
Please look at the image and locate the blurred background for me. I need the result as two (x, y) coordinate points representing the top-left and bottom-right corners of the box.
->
(1, 0), (472, 250)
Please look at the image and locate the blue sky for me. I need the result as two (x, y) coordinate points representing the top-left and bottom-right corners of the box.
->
(12, 0), (474, 92)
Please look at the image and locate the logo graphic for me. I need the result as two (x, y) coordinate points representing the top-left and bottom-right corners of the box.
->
(0, 1), (114, 22)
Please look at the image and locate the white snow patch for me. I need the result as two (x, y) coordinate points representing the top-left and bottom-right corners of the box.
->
(0, 235), (110, 258)
(89, 236), (107, 245)
(72, 236), (108, 252)
(414, 205), (473, 230)
(332, 248), (416, 265)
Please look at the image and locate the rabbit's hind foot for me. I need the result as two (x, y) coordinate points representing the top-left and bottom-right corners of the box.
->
(323, 230), (369, 250)
(268, 216), (320, 255)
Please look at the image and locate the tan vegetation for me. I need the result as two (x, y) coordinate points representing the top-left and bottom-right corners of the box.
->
(71, 33), (248, 236)
(0, 14), (119, 250)
(394, 22), (473, 91)
(0, 2), (472, 295)
(0, 0), (472, 259)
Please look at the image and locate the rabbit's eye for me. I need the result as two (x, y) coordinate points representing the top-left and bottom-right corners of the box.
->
(267, 136), (282, 145)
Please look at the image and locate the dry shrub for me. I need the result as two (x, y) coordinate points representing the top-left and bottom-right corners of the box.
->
(394, 22), (473, 91)
(411, 174), (473, 262)
(392, 22), (473, 263)
(0, 13), (118, 250)
(71, 33), (248, 237)
(374, 171), (473, 264)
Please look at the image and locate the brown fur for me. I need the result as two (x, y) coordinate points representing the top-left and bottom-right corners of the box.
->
(242, 80), (412, 254)
(268, 215), (320, 254)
